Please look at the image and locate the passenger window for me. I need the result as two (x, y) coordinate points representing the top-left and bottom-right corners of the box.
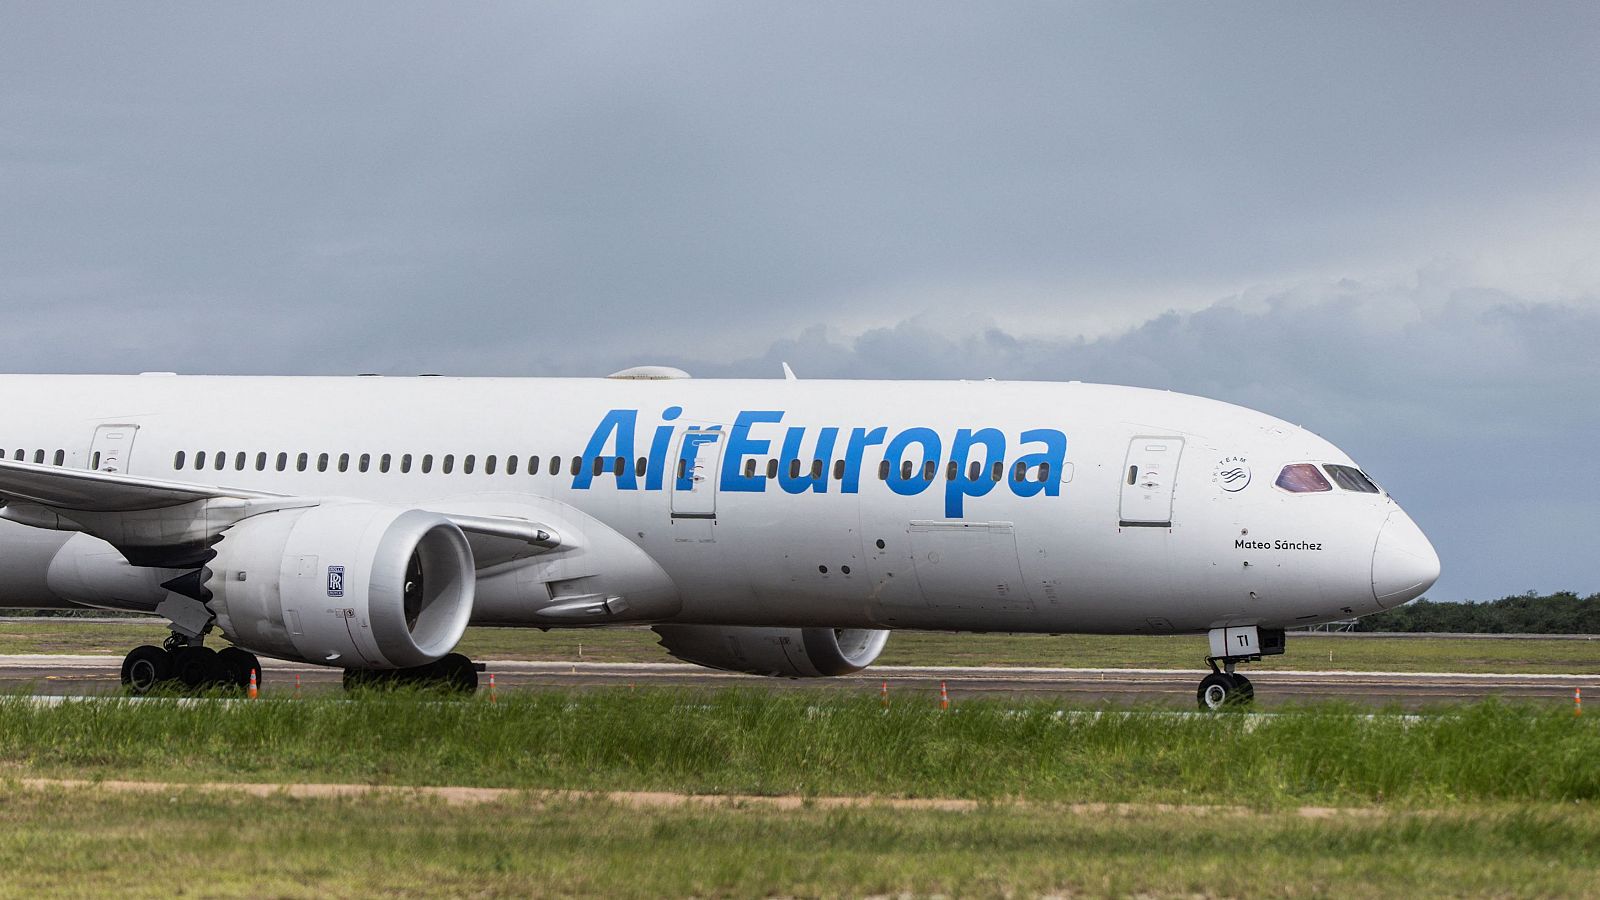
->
(549, 456), (561, 476)
(256, 452), (267, 472)
(381, 453), (393, 474)
(968, 461), (981, 481)
(398, 453), (409, 474)
(878, 460), (890, 480)
(194, 451), (206, 470)
(297, 453), (309, 472)
(276, 452), (288, 472)
(174, 451), (186, 469)
(592, 456), (604, 476)
(923, 460), (937, 481)
(789, 460), (801, 479)
(767, 459), (778, 479)
(569, 456), (581, 477)
(833, 459), (845, 481)
(53, 449), (63, 466)
(358, 453), (370, 473)
(744, 459), (757, 478)
(506, 455), (519, 475)
(991, 461), (1004, 482)
(235, 452), (246, 471)
(317, 453), (329, 473)
(463, 454), (475, 475)
(485, 455), (496, 475)
(900, 460), (914, 480)
(1013, 461), (1027, 482)
(215, 452), (226, 471)
(636, 457), (647, 477)
(33, 449), (44, 464)
(1275, 463), (1332, 493)
(1038, 462), (1051, 483)
(1127, 465), (1138, 486)
(92, 451), (101, 469)
(442, 454), (455, 475)
(677, 458), (687, 480)
(945, 461), (959, 481)
(614, 457), (626, 477)
(811, 459), (824, 479)
(421, 454), (433, 474)
(1324, 464), (1380, 493)
(12, 449), (22, 461)
(528, 455), (540, 475)
(337, 453), (349, 473)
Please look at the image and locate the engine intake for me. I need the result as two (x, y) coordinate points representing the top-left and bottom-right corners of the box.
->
(209, 503), (474, 669)
(652, 625), (888, 677)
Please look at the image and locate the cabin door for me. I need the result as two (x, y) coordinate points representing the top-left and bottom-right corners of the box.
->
(670, 429), (723, 519)
(89, 424), (139, 473)
(1119, 436), (1184, 527)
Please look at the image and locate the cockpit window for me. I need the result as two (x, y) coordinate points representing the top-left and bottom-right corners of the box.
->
(1274, 463), (1332, 493)
(1324, 464), (1381, 493)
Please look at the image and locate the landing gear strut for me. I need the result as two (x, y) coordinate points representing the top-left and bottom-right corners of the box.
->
(1196, 626), (1283, 711)
(342, 652), (484, 694)
(119, 633), (262, 696)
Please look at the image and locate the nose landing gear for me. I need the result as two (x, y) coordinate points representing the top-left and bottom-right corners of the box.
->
(1197, 626), (1283, 711)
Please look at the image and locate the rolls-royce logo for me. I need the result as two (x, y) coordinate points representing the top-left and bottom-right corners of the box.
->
(327, 566), (345, 598)
(1214, 457), (1251, 492)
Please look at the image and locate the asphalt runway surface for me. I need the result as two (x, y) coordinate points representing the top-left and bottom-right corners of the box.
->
(2, 655), (1594, 708)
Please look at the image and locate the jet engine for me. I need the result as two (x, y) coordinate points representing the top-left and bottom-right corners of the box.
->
(208, 503), (475, 669)
(652, 624), (888, 677)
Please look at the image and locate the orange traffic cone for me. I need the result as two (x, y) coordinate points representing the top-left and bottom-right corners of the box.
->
(881, 680), (889, 709)
(940, 680), (949, 711)
(247, 669), (258, 700)
(489, 672), (498, 703)
(1577, 687), (1583, 717)
(293, 673), (302, 700)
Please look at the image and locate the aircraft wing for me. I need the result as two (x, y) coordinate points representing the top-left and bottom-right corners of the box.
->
(0, 458), (559, 562)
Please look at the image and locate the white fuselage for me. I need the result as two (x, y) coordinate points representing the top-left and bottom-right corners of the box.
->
(0, 374), (1439, 634)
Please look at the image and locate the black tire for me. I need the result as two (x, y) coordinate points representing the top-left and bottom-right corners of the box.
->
(121, 645), (172, 695)
(1197, 672), (1239, 711)
(216, 647), (262, 691)
(1232, 674), (1255, 705)
(433, 653), (479, 694)
(172, 646), (229, 690)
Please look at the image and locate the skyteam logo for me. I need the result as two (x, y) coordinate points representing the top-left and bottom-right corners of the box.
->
(1213, 456), (1251, 492)
(571, 407), (1068, 518)
(327, 565), (345, 598)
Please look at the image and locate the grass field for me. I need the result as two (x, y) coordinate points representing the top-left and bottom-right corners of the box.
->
(6, 789), (1600, 898)
(4, 690), (1598, 805)
(5, 690), (1600, 897)
(4, 618), (1599, 673)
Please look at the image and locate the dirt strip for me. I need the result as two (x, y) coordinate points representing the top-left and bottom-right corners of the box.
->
(9, 777), (1373, 818)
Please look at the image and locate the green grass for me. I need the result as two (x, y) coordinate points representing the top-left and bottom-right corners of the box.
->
(4, 789), (1600, 898)
(6, 620), (1599, 673)
(4, 690), (1600, 806)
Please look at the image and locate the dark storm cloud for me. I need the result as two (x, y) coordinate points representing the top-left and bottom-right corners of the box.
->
(0, 3), (1596, 599)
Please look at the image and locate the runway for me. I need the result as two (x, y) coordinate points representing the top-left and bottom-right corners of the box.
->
(2, 655), (1594, 707)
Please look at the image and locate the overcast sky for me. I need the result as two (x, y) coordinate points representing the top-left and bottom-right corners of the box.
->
(2, 3), (1597, 602)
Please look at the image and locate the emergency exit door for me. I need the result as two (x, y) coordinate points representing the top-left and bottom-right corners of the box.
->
(89, 424), (139, 473)
(1119, 437), (1183, 527)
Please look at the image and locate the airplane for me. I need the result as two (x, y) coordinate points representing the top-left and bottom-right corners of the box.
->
(0, 368), (1440, 709)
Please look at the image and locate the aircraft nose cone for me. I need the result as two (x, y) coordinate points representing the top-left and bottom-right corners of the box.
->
(1371, 510), (1441, 608)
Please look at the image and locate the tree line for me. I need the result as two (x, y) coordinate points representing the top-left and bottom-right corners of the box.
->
(1359, 592), (1600, 634)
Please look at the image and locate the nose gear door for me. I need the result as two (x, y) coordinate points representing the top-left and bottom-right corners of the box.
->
(1119, 437), (1184, 527)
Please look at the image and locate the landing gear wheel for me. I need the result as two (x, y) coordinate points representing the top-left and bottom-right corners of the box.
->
(216, 647), (262, 691)
(121, 645), (172, 695)
(1197, 672), (1245, 711)
(1231, 674), (1255, 704)
(172, 646), (229, 690)
(432, 652), (479, 694)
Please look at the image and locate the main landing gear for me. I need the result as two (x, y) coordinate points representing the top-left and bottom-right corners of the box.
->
(120, 633), (262, 696)
(342, 652), (483, 694)
(1196, 626), (1285, 711)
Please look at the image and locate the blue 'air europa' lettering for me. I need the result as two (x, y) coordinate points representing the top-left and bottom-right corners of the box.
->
(572, 408), (1068, 518)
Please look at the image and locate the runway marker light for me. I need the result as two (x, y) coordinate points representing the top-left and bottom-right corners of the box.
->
(940, 680), (949, 711)
(247, 669), (258, 700)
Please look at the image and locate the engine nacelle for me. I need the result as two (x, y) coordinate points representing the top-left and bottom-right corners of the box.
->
(652, 625), (888, 677)
(209, 503), (475, 669)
